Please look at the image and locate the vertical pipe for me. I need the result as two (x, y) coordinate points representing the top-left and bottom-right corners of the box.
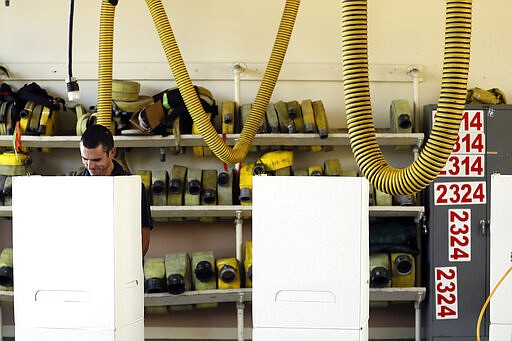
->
(235, 210), (243, 264)
(415, 301), (421, 341)
(233, 63), (243, 108)
(408, 66), (421, 133)
(237, 300), (245, 341)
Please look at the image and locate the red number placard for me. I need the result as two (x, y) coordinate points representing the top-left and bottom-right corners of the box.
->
(432, 110), (484, 132)
(435, 266), (459, 319)
(438, 155), (484, 177)
(451, 132), (485, 154)
(448, 209), (471, 262)
(434, 182), (486, 205)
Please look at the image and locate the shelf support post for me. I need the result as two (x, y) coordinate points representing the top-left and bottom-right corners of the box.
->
(235, 210), (243, 264)
(236, 296), (245, 341)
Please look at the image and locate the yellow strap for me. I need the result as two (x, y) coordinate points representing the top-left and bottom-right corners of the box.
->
(257, 150), (294, 171)
(239, 162), (255, 206)
(0, 151), (28, 166)
(221, 101), (235, 134)
(19, 101), (35, 134)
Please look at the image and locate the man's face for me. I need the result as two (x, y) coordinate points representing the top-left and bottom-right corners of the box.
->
(80, 143), (116, 176)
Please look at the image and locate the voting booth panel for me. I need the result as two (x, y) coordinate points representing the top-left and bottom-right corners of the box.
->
(12, 176), (144, 341)
(252, 176), (369, 340)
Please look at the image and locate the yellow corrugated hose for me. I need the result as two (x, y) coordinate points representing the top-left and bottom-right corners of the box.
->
(96, 0), (472, 195)
(342, 0), (472, 195)
(96, 0), (299, 163)
(97, 0), (115, 131)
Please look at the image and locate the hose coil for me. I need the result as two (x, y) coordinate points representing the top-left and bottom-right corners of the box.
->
(342, 0), (471, 195)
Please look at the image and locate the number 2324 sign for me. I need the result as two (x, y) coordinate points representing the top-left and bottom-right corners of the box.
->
(434, 181), (486, 205)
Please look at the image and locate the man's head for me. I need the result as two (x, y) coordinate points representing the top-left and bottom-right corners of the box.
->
(79, 124), (116, 176)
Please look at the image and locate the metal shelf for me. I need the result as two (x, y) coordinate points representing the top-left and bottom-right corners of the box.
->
(0, 132), (424, 149)
(1, 287), (426, 306)
(0, 205), (424, 219)
(370, 287), (426, 302)
(144, 288), (252, 306)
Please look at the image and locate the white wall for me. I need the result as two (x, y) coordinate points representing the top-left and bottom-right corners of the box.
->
(2, 0), (511, 130)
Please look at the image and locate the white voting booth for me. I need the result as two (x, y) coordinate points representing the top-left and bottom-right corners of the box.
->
(252, 176), (369, 341)
(12, 176), (144, 341)
(489, 174), (512, 341)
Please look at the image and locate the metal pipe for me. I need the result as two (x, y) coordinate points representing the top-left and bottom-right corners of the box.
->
(415, 300), (421, 341)
(237, 299), (245, 341)
(408, 66), (421, 133)
(233, 63), (243, 108)
(235, 210), (243, 264)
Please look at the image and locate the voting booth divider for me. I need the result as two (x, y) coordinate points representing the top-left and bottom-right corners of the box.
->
(252, 176), (369, 341)
(12, 176), (144, 341)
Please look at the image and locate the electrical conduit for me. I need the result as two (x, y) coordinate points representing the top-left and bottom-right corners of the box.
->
(342, 0), (472, 195)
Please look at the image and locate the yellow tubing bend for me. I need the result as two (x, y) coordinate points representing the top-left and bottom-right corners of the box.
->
(97, 0), (472, 195)
(144, 0), (299, 164)
(342, 0), (471, 195)
(96, 0), (299, 163)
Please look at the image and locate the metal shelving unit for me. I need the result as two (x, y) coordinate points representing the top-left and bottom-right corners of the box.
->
(0, 132), (426, 341)
(0, 132), (424, 148)
(0, 205), (424, 219)
(0, 287), (425, 341)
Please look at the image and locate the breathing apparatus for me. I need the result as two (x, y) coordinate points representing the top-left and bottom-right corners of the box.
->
(93, 0), (472, 195)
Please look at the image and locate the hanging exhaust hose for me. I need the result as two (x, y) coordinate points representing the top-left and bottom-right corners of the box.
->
(145, 0), (299, 164)
(96, 0), (299, 161)
(342, 0), (472, 195)
(97, 0), (471, 195)
(97, 1), (116, 131)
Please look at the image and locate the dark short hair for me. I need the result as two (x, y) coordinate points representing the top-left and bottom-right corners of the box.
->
(80, 124), (115, 153)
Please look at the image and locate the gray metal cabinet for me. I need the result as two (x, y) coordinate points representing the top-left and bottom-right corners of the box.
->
(423, 104), (512, 340)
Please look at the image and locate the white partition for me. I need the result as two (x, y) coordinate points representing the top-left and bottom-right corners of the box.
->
(489, 174), (512, 340)
(252, 176), (369, 341)
(12, 176), (143, 341)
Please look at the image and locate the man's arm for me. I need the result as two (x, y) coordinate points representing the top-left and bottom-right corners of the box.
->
(140, 183), (153, 256)
(142, 227), (151, 256)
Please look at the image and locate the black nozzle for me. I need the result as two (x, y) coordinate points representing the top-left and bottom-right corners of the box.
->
(145, 277), (166, 293)
(195, 261), (214, 283)
(169, 179), (183, 194)
(202, 189), (216, 204)
(152, 180), (165, 195)
(370, 266), (390, 288)
(398, 114), (412, 129)
(0, 266), (13, 287)
(217, 172), (230, 187)
(188, 179), (201, 195)
(223, 113), (233, 124)
(167, 274), (185, 295)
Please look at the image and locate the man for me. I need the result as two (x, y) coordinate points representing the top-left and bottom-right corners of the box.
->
(78, 124), (153, 256)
